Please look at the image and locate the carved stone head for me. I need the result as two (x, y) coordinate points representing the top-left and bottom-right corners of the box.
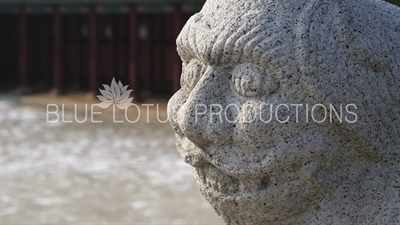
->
(168, 0), (400, 224)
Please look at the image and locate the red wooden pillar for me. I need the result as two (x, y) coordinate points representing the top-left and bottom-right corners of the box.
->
(110, 17), (116, 81)
(42, 16), (51, 84)
(116, 15), (127, 81)
(172, 5), (183, 93)
(53, 6), (63, 94)
(128, 6), (139, 100)
(89, 7), (99, 95)
(18, 7), (28, 88)
(143, 15), (152, 97)
(73, 16), (82, 88)
(153, 15), (162, 84)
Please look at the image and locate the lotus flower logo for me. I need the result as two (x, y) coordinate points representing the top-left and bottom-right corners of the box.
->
(97, 78), (134, 110)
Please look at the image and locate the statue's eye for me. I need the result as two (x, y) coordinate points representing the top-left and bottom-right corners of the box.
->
(181, 59), (207, 90)
(231, 63), (278, 97)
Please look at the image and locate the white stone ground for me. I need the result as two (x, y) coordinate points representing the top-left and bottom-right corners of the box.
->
(0, 98), (222, 224)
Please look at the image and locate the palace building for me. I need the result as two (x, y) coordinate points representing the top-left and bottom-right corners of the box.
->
(1, 0), (398, 99)
(0, 0), (204, 99)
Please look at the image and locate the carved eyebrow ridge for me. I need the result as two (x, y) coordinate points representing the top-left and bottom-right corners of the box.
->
(177, 14), (291, 69)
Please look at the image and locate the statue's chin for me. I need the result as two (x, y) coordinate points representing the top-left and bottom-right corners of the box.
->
(193, 163), (325, 224)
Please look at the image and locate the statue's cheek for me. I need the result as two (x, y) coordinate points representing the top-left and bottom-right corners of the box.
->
(233, 99), (302, 150)
(258, 165), (325, 220)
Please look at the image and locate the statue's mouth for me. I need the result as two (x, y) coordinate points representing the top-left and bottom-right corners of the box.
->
(177, 136), (274, 179)
(175, 133), (337, 202)
(193, 162), (270, 196)
(176, 135), (330, 179)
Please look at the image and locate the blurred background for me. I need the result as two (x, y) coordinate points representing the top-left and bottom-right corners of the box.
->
(0, 0), (399, 224)
(0, 0), (399, 96)
(0, 0), (203, 98)
(0, 0), (224, 224)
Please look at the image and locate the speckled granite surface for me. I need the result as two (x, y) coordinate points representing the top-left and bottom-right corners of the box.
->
(168, 0), (400, 224)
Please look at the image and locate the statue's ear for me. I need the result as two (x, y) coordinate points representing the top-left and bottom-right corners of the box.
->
(332, 1), (392, 72)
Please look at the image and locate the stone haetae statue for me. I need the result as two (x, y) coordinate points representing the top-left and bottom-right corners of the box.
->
(167, 0), (400, 224)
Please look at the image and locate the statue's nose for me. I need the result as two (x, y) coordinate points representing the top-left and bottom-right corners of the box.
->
(176, 67), (234, 148)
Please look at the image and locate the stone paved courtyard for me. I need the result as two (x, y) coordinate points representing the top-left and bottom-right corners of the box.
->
(0, 96), (222, 224)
